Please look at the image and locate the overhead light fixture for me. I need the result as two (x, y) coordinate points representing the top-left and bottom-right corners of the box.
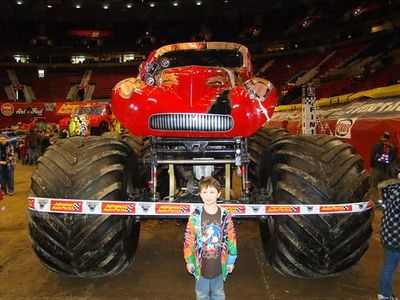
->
(172, 1), (179, 6)
(47, 4), (52, 8)
(16, 0), (23, 5)
(126, 2), (133, 8)
(149, 2), (155, 7)
(75, 3), (81, 8)
(103, 3), (110, 9)
(195, 1), (202, 6)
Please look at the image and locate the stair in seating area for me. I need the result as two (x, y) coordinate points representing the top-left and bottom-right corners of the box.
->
(316, 43), (366, 78)
(264, 51), (326, 92)
(0, 68), (11, 100)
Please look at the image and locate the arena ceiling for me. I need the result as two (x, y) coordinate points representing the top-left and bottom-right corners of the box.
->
(0, 0), (398, 55)
(0, 0), (379, 23)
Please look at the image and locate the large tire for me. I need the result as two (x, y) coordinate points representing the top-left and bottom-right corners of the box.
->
(121, 133), (150, 159)
(27, 136), (141, 278)
(251, 133), (373, 278)
(248, 127), (288, 188)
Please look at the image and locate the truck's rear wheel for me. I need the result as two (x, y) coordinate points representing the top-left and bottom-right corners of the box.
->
(28, 136), (141, 278)
(250, 133), (373, 278)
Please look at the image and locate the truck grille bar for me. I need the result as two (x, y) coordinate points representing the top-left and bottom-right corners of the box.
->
(149, 113), (233, 132)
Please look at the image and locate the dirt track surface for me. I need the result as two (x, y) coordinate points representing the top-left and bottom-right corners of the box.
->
(0, 163), (399, 300)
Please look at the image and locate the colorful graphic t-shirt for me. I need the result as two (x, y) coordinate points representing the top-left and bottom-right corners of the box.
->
(200, 207), (222, 279)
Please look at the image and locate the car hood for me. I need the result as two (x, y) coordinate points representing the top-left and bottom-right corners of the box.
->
(155, 66), (235, 111)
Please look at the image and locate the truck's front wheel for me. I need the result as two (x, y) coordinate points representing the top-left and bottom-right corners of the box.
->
(28, 136), (141, 278)
(251, 133), (373, 278)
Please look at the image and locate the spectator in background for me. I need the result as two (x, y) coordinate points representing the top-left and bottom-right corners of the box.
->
(13, 84), (24, 101)
(78, 84), (86, 101)
(18, 137), (28, 165)
(0, 134), (16, 196)
(377, 165), (400, 300)
(370, 132), (398, 189)
(40, 130), (50, 155)
(26, 128), (40, 165)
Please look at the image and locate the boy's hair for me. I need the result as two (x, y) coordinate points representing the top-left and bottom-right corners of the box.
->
(199, 176), (221, 192)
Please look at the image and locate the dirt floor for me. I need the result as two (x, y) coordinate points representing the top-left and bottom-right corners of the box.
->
(0, 163), (399, 300)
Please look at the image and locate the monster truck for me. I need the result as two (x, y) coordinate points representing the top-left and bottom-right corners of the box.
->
(28, 42), (372, 278)
(59, 102), (118, 136)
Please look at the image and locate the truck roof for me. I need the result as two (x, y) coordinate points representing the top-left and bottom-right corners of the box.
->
(152, 41), (249, 69)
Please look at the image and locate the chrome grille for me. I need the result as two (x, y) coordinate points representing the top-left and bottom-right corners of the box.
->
(149, 113), (233, 132)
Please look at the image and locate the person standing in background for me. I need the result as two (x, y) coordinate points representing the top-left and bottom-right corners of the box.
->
(370, 132), (398, 189)
(0, 134), (16, 196)
(18, 137), (28, 164)
(377, 166), (400, 300)
(26, 128), (40, 165)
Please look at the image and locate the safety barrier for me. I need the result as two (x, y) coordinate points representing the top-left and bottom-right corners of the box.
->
(28, 197), (373, 217)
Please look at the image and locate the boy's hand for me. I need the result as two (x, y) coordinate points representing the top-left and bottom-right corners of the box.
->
(227, 264), (235, 273)
(186, 263), (195, 274)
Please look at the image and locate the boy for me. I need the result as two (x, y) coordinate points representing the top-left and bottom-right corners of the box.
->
(377, 166), (400, 300)
(184, 176), (237, 300)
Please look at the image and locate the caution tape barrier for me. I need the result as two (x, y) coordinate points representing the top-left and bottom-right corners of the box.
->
(28, 197), (373, 217)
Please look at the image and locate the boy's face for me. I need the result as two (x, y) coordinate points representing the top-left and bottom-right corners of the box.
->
(199, 186), (221, 206)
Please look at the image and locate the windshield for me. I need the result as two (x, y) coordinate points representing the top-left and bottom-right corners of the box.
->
(74, 106), (105, 115)
(158, 49), (243, 69)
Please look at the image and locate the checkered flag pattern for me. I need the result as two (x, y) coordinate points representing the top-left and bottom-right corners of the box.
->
(303, 97), (315, 105)
(125, 204), (135, 212)
(73, 203), (81, 211)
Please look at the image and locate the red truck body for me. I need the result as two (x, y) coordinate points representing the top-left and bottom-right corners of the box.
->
(111, 42), (278, 138)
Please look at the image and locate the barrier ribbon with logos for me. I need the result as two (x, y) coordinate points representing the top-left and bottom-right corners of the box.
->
(28, 197), (373, 217)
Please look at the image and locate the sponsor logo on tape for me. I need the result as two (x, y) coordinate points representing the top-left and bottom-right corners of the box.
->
(155, 203), (190, 214)
(102, 202), (135, 214)
(28, 198), (35, 209)
(140, 203), (152, 212)
(306, 206), (314, 212)
(221, 204), (246, 214)
(50, 200), (83, 212)
(319, 204), (352, 213)
(38, 199), (49, 209)
(87, 201), (99, 211)
(251, 205), (261, 213)
(265, 205), (300, 214)
(357, 203), (367, 210)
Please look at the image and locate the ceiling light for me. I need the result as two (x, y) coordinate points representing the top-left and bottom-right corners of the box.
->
(149, 2), (155, 7)
(126, 2), (133, 8)
(47, 4), (52, 8)
(103, 3), (110, 9)
(75, 3), (81, 8)
(172, 1), (179, 6)
(195, 1), (202, 6)
(16, 0), (23, 5)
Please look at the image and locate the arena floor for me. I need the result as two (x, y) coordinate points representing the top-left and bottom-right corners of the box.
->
(0, 163), (398, 300)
